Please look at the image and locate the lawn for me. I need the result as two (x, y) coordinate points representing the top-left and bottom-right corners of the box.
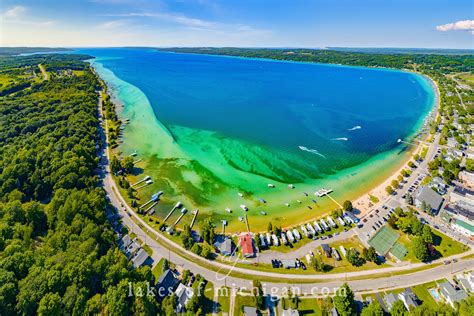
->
(234, 294), (257, 315)
(216, 287), (231, 315)
(151, 258), (165, 281)
(281, 297), (323, 315)
(411, 280), (443, 306)
(203, 281), (215, 315)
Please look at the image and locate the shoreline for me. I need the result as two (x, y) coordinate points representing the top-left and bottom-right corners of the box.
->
(88, 51), (439, 233)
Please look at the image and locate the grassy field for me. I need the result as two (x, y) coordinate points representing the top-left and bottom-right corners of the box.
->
(457, 73), (474, 88)
(281, 297), (323, 315)
(203, 281), (215, 315)
(216, 287), (231, 315)
(151, 258), (166, 280)
(234, 294), (257, 315)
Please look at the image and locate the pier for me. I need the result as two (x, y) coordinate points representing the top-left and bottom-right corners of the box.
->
(173, 208), (187, 226)
(140, 191), (162, 209)
(190, 209), (199, 229)
(144, 201), (158, 215)
(132, 175), (151, 187)
(164, 202), (182, 223)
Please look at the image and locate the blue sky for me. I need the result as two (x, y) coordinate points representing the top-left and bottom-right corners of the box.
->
(1, 0), (473, 48)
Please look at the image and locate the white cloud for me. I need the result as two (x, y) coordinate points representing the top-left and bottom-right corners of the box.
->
(113, 11), (216, 29)
(4, 5), (26, 17)
(436, 20), (474, 33)
(99, 20), (128, 29)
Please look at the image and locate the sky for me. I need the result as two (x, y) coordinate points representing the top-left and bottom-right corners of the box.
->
(1, 0), (473, 48)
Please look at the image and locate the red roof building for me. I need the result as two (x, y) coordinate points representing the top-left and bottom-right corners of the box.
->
(239, 233), (254, 258)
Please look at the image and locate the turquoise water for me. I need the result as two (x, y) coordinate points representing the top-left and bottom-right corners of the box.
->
(80, 48), (434, 181)
(78, 48), (435, 229)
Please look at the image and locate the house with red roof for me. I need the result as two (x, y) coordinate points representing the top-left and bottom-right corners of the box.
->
(239, 233), (254, 258)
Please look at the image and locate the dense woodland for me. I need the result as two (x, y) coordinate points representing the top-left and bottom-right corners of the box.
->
(0, 55), (160, 315)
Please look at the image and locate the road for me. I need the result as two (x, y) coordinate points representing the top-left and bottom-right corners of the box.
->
(96, 89), (473, 295)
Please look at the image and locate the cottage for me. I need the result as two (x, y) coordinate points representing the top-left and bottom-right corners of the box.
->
(156, 269), (180, 298)
(398, 289), (419, 311)
(414, 186), (444, 213)
(239, 233), (255, 258)
(439, 281), (468, 308)
(131, 248), (151, 268)
(214, 235), (233, 256)
(384, 293), (399, 311)
(175, 283), (194, 312)
(321, 244), (331, 258)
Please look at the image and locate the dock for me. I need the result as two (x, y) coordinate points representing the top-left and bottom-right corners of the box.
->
(190, 209), (199, 229)
(144, 201), (158, 215)
(132, 175), (151, 187)
(245, 214), (250, 233)
(164, 202), (182, 223)
(140, 191), (162, 209)
(173, 208), (187, 226)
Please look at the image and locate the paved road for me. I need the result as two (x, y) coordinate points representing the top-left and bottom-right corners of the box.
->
(96, 90), (473, 295)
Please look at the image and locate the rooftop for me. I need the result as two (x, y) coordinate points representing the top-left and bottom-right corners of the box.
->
(415, 186), (443, 211)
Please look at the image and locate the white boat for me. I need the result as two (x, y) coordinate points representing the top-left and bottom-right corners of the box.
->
(288, 184), (295, 189)
(238, 217), (244, 222)
(225, 208), (232, 213)
(268, 183), (275, 188)
(315, 188), (333, 197)
(339, 245), (347, 257)
(240, 204), (248, 211)
(281, 233), (288, 245)
(238, 192), (244, 197)
(285, 202), (290, 207)
(305, 254), (312, 265)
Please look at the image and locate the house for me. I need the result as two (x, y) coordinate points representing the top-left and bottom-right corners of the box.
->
(384, 293), (399, 311)
(447, 137), (458, 148)
(239, 233), (255, 258)
(398, 289), (419, 311)
(119, 234), (132, 250)
(156, 269), (180, 298)
(459, 171), (474, 188)
(414, 186), (444, 213)
(213, 235), (233, 256)
(125, 240), (140, 258)
(429, 177), (447, 194)
(282, 309), (299, 316)
(131, 248), (151, 268)
(321, 244), (331, 258)
(175, 283), (194, 313)
(243, 306), (258, 316)
(439, 281), (468, 308)
(451, 219), (474, 238)
(449, 186), (474, 208)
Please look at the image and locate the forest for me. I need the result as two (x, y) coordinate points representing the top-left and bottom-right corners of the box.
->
(0, 54), (160, 315)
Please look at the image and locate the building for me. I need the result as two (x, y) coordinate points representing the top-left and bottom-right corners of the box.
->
(213, 235), (233, 256)
(429, 177), (447, 194)
(398, 289), (419, 311)
(239, 233), (255, 258)
(131, 248), (151, 268)
(451, 219), (474, 238)
(414, 186), (444, 213)
(119, 234), (132, 250)
(175, 283), (194, 313)
(449, 186), (474, 208)
(282, 309), (299, 316)
(156, 269), (180, 298)
(125, 240), (140, 258)
(384, 293), (399, 311)
(439, 281), (468, 308)
(459, 171), (474, 188)
(281, 259), (297, 269)
(321, 244), (331, 257)
(243, 306), (258, 316)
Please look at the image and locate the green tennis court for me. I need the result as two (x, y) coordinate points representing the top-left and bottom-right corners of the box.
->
(368, 226), (400, 255)
(390, 242), (408, 260)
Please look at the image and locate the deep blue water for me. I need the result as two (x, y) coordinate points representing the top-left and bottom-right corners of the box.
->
(77, 48), (434, 179)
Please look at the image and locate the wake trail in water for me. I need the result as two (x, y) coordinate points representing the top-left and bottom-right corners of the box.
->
(331, 137), (348, 141)
(348, 125), (362, 131)
(298, 146), (327, 159)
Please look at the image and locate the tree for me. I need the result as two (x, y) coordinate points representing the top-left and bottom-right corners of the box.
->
(391, 179), (399, 189)
(386, 185), (394, 195)
(252, 280), (265, 310)
(191, 243), (202, 256)
(347, 248), (365, 267)
(405, 194), (414, 205)
(181, 224), (193, 250)
(161, 294), (176, 316)
(390, 300), (407, 316)
(267, 222), (273, 233)
(37, 292), (62, 316)
(361, 300), (384, 316)
(411, 220), (423, 236)
(201, 219), (215, 245)
(412, 236), (429, 262)
(111, 155), (122, 173)
(343, 200), (353, 213)
(422, 225), (433, 244)
(320, 297), (333, 316)
(310, 256), (326, 272)
(121, 156), (134, 174)
(363, 247), (377, 263)
(333, 283), (355, 316)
